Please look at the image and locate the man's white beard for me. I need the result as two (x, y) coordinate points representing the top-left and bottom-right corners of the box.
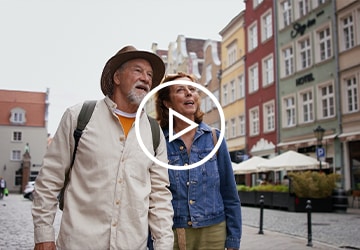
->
(127, 90), (146, 105)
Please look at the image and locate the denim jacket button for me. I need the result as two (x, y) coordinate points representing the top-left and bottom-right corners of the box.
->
(189, 200), (195, 205)
(179, 146), (184, 150)
(187, 221), (192, 226)
(186, 181), (190, 186)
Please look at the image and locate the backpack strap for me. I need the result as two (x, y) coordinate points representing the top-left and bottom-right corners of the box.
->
(211, 128), (219, 155)
(147, 115), (160, 155)
(71, 100), (97, 166)
(59, 100), (96, 210)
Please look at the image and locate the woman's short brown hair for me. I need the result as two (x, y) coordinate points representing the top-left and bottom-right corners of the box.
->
(155, 72), (204, 128)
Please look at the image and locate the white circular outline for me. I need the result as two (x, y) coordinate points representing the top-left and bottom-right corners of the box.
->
(135, 79), (225, 170)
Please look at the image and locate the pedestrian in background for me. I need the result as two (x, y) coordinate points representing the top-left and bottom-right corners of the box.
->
(155, 72), (242, 250)
(32, 45), (174, 250)
(0, 177), (6, 199)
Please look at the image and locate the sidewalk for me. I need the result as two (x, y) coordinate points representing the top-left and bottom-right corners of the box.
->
(241, 225), (341, 250)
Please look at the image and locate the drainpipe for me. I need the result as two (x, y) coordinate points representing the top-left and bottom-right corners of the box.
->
(331, 0), (344, 188)
(273, 0), (280, 154)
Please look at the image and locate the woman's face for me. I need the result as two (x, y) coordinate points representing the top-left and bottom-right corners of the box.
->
(164, 77), (199, 119)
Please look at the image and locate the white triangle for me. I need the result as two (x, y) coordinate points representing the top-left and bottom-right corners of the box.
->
(169, 108), (199, 142)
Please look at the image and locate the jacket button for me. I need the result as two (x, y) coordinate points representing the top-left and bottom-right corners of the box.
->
(184, 163), (188, 166)
(187, 221), (192, 226)
(119, 136), (125, 142)
(186, 181), (190, 186)
(189, 200), (195, 205)
(179, 146), (184, 150)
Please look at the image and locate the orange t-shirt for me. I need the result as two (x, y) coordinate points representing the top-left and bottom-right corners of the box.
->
(114, 110), (136, 137)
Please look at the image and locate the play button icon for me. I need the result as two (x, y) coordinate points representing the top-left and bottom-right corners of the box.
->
(135, 79), (225, 170)
(168, 108), (199, 142)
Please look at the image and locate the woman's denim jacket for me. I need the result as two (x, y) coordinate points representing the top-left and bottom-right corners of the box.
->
(163, 122), (242, 248)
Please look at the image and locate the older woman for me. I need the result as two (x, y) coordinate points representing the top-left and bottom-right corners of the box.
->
(155, 72), (242, 250)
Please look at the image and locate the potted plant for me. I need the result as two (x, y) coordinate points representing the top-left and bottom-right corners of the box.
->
(287, 171), (340, 212)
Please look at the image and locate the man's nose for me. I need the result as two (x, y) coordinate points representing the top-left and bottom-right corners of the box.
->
(139, 71), (152, 84)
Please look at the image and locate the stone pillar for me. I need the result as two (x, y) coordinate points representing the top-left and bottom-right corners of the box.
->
(22, 151), (31, 193)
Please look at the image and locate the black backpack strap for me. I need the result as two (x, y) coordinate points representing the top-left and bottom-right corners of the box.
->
(70, 100), (97, 166)
(147, 115), (160, 156)
(59, 100), (96, 210)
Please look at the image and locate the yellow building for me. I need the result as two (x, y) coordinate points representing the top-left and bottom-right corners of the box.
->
(219, 11), (246, 162)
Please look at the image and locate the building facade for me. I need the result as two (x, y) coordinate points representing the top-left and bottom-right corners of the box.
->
(199, 40), (222, 129)
(275, 0), (341, 176)
(244, 0), (277, 160)
(336, 0), (360, 191)
(0, 89), (49, 192)
(219, 11), (247, 163)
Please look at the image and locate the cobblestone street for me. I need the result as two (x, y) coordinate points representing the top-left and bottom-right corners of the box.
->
(1, 193), (359, 250)
(0, 194), (61, 250)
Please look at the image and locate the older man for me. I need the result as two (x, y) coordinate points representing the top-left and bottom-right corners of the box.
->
(32, 46), (174, 250)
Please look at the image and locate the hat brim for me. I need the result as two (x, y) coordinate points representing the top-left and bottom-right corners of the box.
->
(101, 50), (165, 96)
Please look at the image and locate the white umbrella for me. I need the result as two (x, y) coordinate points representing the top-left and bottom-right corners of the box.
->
(256, 150), (329, 172)
(233, 156), (269, 174)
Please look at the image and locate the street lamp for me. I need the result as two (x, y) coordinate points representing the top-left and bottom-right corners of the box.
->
(313, 125), (325, 171)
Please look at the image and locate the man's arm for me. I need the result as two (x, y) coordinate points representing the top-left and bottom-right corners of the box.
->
(147, 133), (174, 250)
(32, 107), (76, 244)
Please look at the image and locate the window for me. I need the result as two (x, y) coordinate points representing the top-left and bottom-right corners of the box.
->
(295, 0), (309, 19)
(299, 90), (314, 123)
(11, 150), (22, 161)
(284, 96), (296, 127)
(238, 75), (245, 98)
(281, 0), (292, 28)
(316, 26), (332, 62)
(13, 131), (22, 141)
(249, 64), (259, 93)
(313, 0), (326, 9)
(249, 107), (260, 136)
(228, 43), (237, 66)
(263, 54), (274, 86)
(341, 15), (355, 51)
(200, 100), (205, 113)
(253, 0), (263, 8)
(239, 115), (245, 136)
(282, 46), (294, 77)
(298, 37), (311, 70)
(10, 107), (26, 125)
(230, 80), (236, 103)
(262, 10), (273, 42)
(214, 89), (220, 104)
(203, 96), (212, 113)
(225, 121), (229, 139)
(263, 101), (275, 132)
(319, 84), (335, 118)
(344, 76), (358, 113)
(231, 118), (236, 138)
(205, 64), (212, 85)
(222, 84), (228, 106)
(248, 22), (258, 51)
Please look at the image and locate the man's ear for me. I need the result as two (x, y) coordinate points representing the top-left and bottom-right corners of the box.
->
(113, 70), (121, 86)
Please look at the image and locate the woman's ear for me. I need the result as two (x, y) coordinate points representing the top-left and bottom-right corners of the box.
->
(163, 100), (170, 109)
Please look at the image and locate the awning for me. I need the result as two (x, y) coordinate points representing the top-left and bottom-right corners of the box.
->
(277, 133), (338, 148)
(338, 131), (360, 141)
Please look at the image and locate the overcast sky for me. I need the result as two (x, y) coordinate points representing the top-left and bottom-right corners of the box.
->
(0, 0), (245, 135)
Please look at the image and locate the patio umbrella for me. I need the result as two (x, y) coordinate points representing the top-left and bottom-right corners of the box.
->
(256, 150), (329, 172)
(233, 156), (269, 174)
